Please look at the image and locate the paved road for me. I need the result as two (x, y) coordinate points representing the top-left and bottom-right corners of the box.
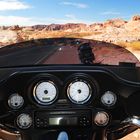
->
(43, 46), (80, 64)
(0, 45), (80, 67)
(0, 45), (59, 67)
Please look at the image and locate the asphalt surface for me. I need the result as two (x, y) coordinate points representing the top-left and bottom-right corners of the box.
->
(0, 45), (80, 67)
(43, 46), (80, 64)
(0, 45), (59, 67)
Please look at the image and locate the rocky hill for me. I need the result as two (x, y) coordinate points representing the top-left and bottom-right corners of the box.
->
(0, 15), (140, 47)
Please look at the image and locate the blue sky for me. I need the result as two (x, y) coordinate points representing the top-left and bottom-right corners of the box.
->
(0, 0), (140, 25)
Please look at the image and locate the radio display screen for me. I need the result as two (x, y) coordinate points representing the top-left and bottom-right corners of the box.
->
(49, 117), (78, 125)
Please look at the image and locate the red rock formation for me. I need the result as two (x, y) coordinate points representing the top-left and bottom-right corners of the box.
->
(104, 19), (127, 28)
(8, 25), (21, 31)
(132, 15), (140, 21)
(1, 15), (140, 46)
(41, 23), (87, 31)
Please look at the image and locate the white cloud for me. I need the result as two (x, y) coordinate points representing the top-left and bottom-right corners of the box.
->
(61, 1), (88, 8)
(0, 16), (34, 25)
(0, 0), (31, 11)
(65, 14), (76, 19)
(101, 11), (121, 15)
(0, 15), (93, 26)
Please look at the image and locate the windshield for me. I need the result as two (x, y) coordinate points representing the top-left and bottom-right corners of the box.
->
(0, 38), (139, 67)
(0, 0), (140, 67)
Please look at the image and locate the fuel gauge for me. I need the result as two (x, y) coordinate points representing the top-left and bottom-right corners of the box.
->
(101, 91), (117, 107)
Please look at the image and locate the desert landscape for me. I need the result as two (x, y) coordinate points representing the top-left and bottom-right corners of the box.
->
(0, 15), (140, 61)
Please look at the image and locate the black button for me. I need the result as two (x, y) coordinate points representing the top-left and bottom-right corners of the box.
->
(83, 123), (87, 126)
(36, 122), (40, 125)
(36, 118), (40, 121)
(36, 125), (40, 128)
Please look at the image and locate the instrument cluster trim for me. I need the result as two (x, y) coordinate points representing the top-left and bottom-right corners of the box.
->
(28, 73), (99, 106)
(65, 73), (99, 105)
(67, 79), (92, 105)
(27, 73), (62, 107)
(33, 80), (59, 105)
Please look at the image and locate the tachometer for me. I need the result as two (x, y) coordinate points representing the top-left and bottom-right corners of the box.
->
(67, 80), (92, 104)
(33, 81), (58, 105)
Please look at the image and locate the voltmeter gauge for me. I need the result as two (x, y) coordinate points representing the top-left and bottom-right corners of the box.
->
(67, 80), (92, 104)
(33, 81), (58, 105)
(17, 114), (32, 129)
(8, 94), (24, 109)
(101, 91), (117, 107)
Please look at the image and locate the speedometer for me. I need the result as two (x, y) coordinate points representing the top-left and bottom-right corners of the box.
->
(67, 80), (92, 104)
(33, 81), (58, 105)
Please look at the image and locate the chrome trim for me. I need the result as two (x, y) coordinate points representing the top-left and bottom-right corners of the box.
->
(122, 116), (140, 128)
(17, 114), (32, 129)
(94, 111), (110, 126)
(67, 79), (92, 104)
(8, 93), (24, 109)
(33, 80), (58, 105)
(101, 91), (117, 107)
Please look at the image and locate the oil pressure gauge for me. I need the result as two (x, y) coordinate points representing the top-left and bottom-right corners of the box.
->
(101, 91), (117, 107)
(8, 94), (24, 109)
(33, 81), (58, 105)
(67, 80), (92, 104)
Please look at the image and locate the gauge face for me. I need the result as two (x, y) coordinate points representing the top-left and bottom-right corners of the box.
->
(94, 112), (109, 126)
(33, 81), (58, 105)
(17, 114), (32, 129)
(8, 94), (24, 109)
(101, 91), (117, 107)
(67, 80), (92, 104)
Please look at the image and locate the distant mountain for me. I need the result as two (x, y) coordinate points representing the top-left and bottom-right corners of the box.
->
(0, 15), (140, 47)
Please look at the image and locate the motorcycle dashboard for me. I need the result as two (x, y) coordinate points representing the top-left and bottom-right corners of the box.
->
(0, 64), (139, 140)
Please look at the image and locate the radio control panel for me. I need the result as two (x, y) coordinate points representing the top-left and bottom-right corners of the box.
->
(34, 110), (92, 128)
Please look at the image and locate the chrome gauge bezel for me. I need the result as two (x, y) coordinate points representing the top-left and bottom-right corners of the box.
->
(94, 111), (110, 126)
(33, 80), (59, 105)
(8, 93), (24, 109)
(67, 79), (92, 104)
(101, 91), (117, 107)
(17, 113), (32, 129)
